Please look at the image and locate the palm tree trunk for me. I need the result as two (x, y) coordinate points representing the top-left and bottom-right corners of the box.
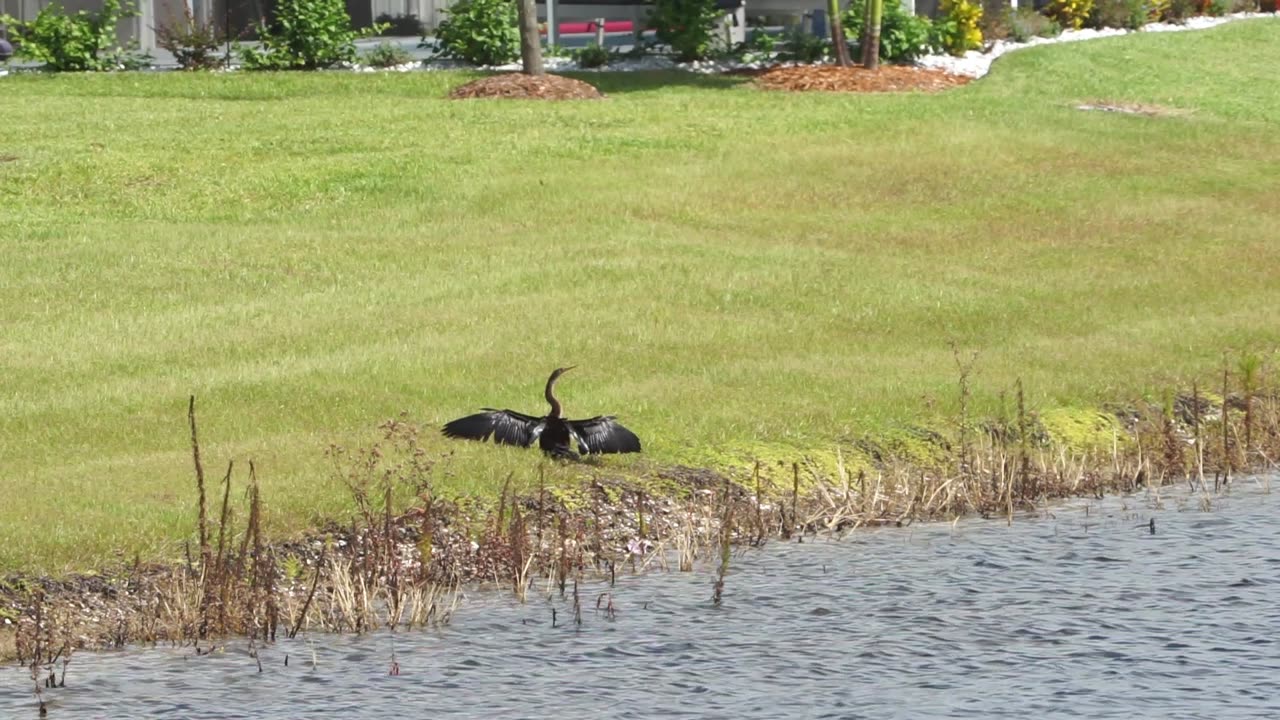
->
(827, 0), (852, 67)
(516, 0), (545, 76)
(861, 0), (883, 70)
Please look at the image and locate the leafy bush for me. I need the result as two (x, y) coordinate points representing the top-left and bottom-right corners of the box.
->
(744, 24), (777, 55)
(543, 43), (571, 58)
(1161, 0), (1200, 21)
(724, 23), (777, 62)
(155, 7), (229, 70)
(1, 0), (149, 71)
(931, 0), (984, 56)
(1228, 0), (1258, 12)
(376, 13), (425, 36)
(572, 42), (611, 68)
(1205, 0), (1231, 15)
(649, 0), (725, 62)
(780, 26), (828, 63)
(842, 0), (934, 63)
(980, 0), (1013, 41)
(239, 0), (379, 70)
(1007, 7), (1063, 41)
(1145, 0), (1172, 19)
(431, 0), (518, 66)
(362, 40), (415, 67)
(1045, 0), (1096, 29)
(1086, 0), (1148, 29)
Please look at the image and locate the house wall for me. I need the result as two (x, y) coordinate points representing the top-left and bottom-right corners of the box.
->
(213, 0), (266, 37)
(209, 0), (440, 35)
(3, 0), (938, 52)
(527, 0), (924, 29)
(366, 0), (442, 30)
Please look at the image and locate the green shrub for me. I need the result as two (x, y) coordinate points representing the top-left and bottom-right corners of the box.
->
(726, 24), (777, 62)
(1007, 7), (1063, 41)
(1160, 0), (1200, 21)
(842, 0), (934, 63)
(1205, 0), (1231, 15)
(745, 25), (777, 55)
(431, 0), (518, 66)
(362, 40), (415, 67)
(1045, 0), (1096, 29)
(780, 26), (829, 63)
(980, 0), (1013, 41)
(239, 0), (379, 70)
(154, 7), (229, 70)
(1087, 0), (1148, 29)
(648, 0), (724, 62)
(572, 42), (612, 68)
(1, 0), (148, 71)
(931, 0), (984, 56)
(376, 13), (425, 36)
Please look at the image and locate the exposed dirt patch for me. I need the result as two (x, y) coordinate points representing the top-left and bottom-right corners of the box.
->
(449, 73), (605, 101)
(1075, 101), (1192, 117)
(752, 64), (972, 93)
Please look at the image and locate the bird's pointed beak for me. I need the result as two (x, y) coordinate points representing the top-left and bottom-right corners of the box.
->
(562, 365), (577, 373)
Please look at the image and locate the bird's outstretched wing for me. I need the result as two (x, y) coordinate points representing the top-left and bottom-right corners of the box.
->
(567, 416), (642, 455)
(442, 409), (543, 447)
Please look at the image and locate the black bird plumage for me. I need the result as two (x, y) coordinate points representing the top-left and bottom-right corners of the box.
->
(442, 367), (642, 459)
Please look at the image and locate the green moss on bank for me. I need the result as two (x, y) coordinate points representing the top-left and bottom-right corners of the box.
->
(1039, 408), (1129, 453)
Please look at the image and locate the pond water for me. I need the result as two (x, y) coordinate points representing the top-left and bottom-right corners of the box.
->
(4, 479), (1278, 719)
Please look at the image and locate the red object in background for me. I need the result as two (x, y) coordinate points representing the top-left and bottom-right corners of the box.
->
(541, 21), (635, 35)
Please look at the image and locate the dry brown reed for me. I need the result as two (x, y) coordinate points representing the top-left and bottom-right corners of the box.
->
(6, 410), (462, 669)
(7, 357), (1280, 662)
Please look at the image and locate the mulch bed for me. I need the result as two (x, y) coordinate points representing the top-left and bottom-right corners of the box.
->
(752, 64), (973, 93)
(449, 73), (605, 101)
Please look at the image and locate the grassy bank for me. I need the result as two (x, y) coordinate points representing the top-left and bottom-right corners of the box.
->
(3, 19), (1280, 573)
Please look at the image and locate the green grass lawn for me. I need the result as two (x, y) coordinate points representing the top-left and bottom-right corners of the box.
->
(3, 20), (1280, 573)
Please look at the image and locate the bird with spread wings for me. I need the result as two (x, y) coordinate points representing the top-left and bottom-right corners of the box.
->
(442, 367), (642, 459)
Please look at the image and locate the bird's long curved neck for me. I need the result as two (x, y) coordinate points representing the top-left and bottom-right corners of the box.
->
(545, 373), (563, 419)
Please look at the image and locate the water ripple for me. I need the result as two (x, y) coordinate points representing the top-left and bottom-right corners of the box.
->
(4, 481), (1278, 719)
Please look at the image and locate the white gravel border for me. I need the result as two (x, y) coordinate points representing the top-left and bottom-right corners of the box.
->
(916, 11), (1279, 78)
(2, 11), (1275, 78)
(455, 11), (1278, 76)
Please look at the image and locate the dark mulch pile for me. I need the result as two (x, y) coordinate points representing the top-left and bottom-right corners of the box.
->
(753, 64), (972, 93)
(449, 73), (605, 100)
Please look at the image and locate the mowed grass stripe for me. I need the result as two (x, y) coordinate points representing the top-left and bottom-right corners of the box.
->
(2, 19), (1279, 571)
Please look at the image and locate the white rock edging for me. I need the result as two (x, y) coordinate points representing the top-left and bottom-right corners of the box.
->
(0, 11), (1274, 79)
(915, 11), (1279, 79)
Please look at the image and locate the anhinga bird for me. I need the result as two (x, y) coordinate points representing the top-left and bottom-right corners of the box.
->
(442, 367), (642, 459)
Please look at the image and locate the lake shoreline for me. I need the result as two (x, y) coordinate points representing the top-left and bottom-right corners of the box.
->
(5, 386), (1277, 664)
